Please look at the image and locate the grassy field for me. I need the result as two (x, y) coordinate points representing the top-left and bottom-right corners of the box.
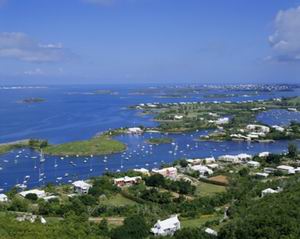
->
(181, 214), (219, 228)
(0, 140), (29, 155)
(195, 182), (226, 197)
(44, 136), (126, 156)
(101, 193), (138, 207)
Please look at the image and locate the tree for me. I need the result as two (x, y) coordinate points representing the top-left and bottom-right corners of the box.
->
(145, 174), (165, 187)
(111, 215), (149, 239)
(179, 159), (188, 168)
(98, 218), (109, 236)
(25, 193), (38, 201)
(288, 143), (298, 158)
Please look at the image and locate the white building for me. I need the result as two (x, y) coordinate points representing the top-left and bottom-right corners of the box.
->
(277, 165), (295, 174)
(133, 168), (150, 175)
(255, 172), (269, 178)
(259, 152), (270, 158)
(113, 176), (142, 187)
(272, 125), (285, 132)
(152, 167), (178, 179)
(207, 163), (219, 169)
(188, 165), (213, 176)
(19, 189), (46, 199)
(72, 180), (92, 194)
(186, 157), (215, 165)
(218, 155), (241, 164)
(237, 153), (252, 161)
(215, 117), (230, 125)
(174, 115), (183, 120)
(205, 228), (218, 236)
(247, 161), (260, 168)
(127, 127), (143, 134)
(246, 124), (270, 134)
(0, 194), (8, 202)
(151, 215), (180, 237)
(264, 167), (276, 174)
(261, 187), (282, 197)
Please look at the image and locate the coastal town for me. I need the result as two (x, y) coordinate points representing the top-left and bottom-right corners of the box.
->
(0, 136), (299, 238)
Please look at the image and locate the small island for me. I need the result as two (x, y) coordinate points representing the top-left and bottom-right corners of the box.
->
(43, 135), (126, 156)
(147, 137), (173, 145)
(20, 98), (45, 104)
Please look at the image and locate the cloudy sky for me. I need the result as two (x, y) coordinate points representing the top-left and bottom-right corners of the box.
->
(0, 0), (300, 84)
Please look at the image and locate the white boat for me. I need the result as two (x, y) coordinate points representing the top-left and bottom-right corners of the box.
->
(40, 150), (45, 163)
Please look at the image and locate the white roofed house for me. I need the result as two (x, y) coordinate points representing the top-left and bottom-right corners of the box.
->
(218, 155), (241, 164)
(152, 167), (178, 179)
(237, 153), (252, 161)
(0, 194), (8, 202)
(246, 124), (270, 134)
(174, 115), (183, 120)
(19, 189), (46, 199)
(113, 176), (142, 187)
(133, 168), (150, 175)
(127, 127), (143, 134)
(215, 117), (230, 125)
(261, 187), (283, 197)
(151, 215), (180, 237)
(205, 228), (218, 236)
(272, 125), (285, 132)
(72, 180), (92, 194)
(277, 165), (295, 175)
(188, 165), (213, 177)
(259, 152), (270, 158)
(247, 161), (260, 168)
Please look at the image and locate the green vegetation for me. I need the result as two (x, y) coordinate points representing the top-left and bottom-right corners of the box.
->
(43, 136), (126, 156)
(101, 194), (138, 207)
(20, 97), (45, 104)
(195, 182), (226, 197)
(0, 139), (48, 155)
(0, 143), (25, 155)
(1, 145), (300, 238)
(181, 214), (219, 228)
(136, 97), (300, 137)
(146, 137), (173, 144)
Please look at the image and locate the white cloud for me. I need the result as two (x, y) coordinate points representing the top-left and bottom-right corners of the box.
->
(0, 32), (73, 63)
(268, 6), (300, 62)
(24, 68), (45, 76)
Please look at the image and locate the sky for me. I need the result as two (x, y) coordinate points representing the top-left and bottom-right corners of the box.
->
(0, 0), (300, 85)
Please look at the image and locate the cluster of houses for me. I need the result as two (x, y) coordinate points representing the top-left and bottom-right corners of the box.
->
(230, 123), (289, 141)
(185, 157), (217, 177)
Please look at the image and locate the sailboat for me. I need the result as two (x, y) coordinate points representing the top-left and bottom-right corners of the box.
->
(54, 158), (58, 168)
(40, 149), (45, 163)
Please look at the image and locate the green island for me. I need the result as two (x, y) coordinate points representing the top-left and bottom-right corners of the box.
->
(94, 90), (118, 95)
(0, 136), (126, 157)
(134, 96), (300, 141)
(43, 136), (126, 156)
(0, 139), (48, 155)
(0, 140), (30, 155)
(0, 144), (300, 238)
(19, 98), (45, 104)
(146, 137), (173, 145)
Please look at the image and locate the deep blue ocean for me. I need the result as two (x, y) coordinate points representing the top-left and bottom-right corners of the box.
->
(0, 85), (299, 191)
